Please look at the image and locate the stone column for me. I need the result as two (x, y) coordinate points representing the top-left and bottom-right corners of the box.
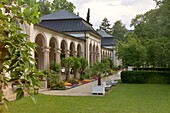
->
(42, 46), (50, 70)
(93, 52), (96, 63)
(54, 48), (61, 64)
(80, 52), (83, 58)
(96, 53), (100, 62)
(90, 51), (93, 66)
(65, 50), (70, 58)
(74, 51), (78, 57)
(42, 46), (50, 89)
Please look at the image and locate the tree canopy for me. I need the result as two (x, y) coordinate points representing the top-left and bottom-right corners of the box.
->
(99, 18), (111, 33)
(117, 0), (170, 68)
(37, 0), (75, 16)
(111, 20), (127, 41)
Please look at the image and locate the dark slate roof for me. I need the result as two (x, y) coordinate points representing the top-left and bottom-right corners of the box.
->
(97, 29), (116, 46)
(97, 29), (113, 38)
(39, 9), (99, 35)
(39, 19), (96, 32)
(41, 9), (81, 20)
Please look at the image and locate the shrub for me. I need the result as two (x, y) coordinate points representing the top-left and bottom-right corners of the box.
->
(121, 71), (170, 84)
(133, 68), (170, 71)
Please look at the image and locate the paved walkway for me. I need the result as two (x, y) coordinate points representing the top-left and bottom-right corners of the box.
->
(40, 71), (121, 96)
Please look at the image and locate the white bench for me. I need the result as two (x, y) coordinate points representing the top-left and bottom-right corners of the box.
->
(102, 81), (112, 88)
(92, 85), (105, 95)
(111, 79), (118, 85)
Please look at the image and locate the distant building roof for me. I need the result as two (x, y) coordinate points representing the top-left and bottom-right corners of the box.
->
(39, 9), (99, 36)
(41, 9), (81, 20)
(97, 29), (116, 46)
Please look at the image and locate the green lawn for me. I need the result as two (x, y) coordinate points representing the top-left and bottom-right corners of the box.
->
(4, 84), (170, 113)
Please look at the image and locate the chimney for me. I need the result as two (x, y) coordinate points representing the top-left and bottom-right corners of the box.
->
(86, 8), (90, 22)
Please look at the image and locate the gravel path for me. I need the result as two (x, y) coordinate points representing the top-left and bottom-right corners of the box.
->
(40, 71), (121, 96)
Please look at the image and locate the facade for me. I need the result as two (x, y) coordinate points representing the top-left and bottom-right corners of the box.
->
(97, 29), (121, 66)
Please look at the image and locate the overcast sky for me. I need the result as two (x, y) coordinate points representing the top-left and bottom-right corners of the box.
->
(67, 0), (156, 30)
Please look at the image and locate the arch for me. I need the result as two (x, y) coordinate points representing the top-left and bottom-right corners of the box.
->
(35, 34), (45, 70)
(49, 37), (58, 63)
(77, 44), (82, 57)
(60, 40), (67, 59)
(34, 32), (47, 46)
(70, 42), (75, 57)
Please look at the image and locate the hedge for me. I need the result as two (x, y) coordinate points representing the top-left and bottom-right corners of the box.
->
(133, 68), (170, 71)
(121, 71), (170, 84)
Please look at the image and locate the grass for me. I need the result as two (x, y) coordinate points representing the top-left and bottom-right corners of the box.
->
(3, 84), (170, 113)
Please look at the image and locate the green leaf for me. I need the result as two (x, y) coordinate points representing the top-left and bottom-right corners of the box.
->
(15, 88), (24, 101)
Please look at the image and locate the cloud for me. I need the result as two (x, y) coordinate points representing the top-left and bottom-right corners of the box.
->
(67, 0), (156, 30)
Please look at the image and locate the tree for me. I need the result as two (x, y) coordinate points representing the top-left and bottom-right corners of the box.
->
(72, 57), (81, 79)
(23, 0), (76, 16)
(47, 62), (61, 89)
(51, 0), (75, 13)
(100, 18), (111, 33)
(0, 0), (42, 103)
(116, 33), (147, 68)
(38, 0), (52, 16)
(111, 20), (127, 41)
(61, 57), (74, 81)
(130, 0), (170, 68)
(92, 61), (111, 85)
(79, 58), (88, 75)
(92, 62), (105, 85)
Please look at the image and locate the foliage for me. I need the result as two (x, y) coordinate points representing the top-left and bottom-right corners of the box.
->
(116, 33), (147, 68)
(50, 61), (61, 73)
(133, 67), (170, 71)
(47, 62), (61, 89)
(72, 57), (81, 79)
(37, 0), (52, 16)
(80, 67), (93, 81)
(92, 61), (110, 85)
(101, 59), (110, 75)
(79, 58), (88, 75)
(130, 0), (170, 68)
(61, 57), (74, 81)
(121, 71), (170, 84)
(99, 18), (111, 33)
(111, 20), (127, 41)
(37, 0), (75, 16)
(47, 70), (60, 89)
(102, 58), (114, 69)
(9, 84), (170, 113)
(0, 0), (42, 103)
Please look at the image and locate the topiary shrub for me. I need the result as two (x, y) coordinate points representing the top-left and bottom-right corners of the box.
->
(121, 71), (170, 84)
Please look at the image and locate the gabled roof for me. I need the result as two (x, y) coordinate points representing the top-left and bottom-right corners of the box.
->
(41, 9), (81, 20)
(97, 29), (116, 46)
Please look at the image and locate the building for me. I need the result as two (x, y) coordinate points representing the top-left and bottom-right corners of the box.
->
(30, 9), (114, 70)
(97, 29), (121, 66)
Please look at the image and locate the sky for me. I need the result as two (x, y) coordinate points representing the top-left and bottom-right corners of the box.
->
(67, 0), (156, 30)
